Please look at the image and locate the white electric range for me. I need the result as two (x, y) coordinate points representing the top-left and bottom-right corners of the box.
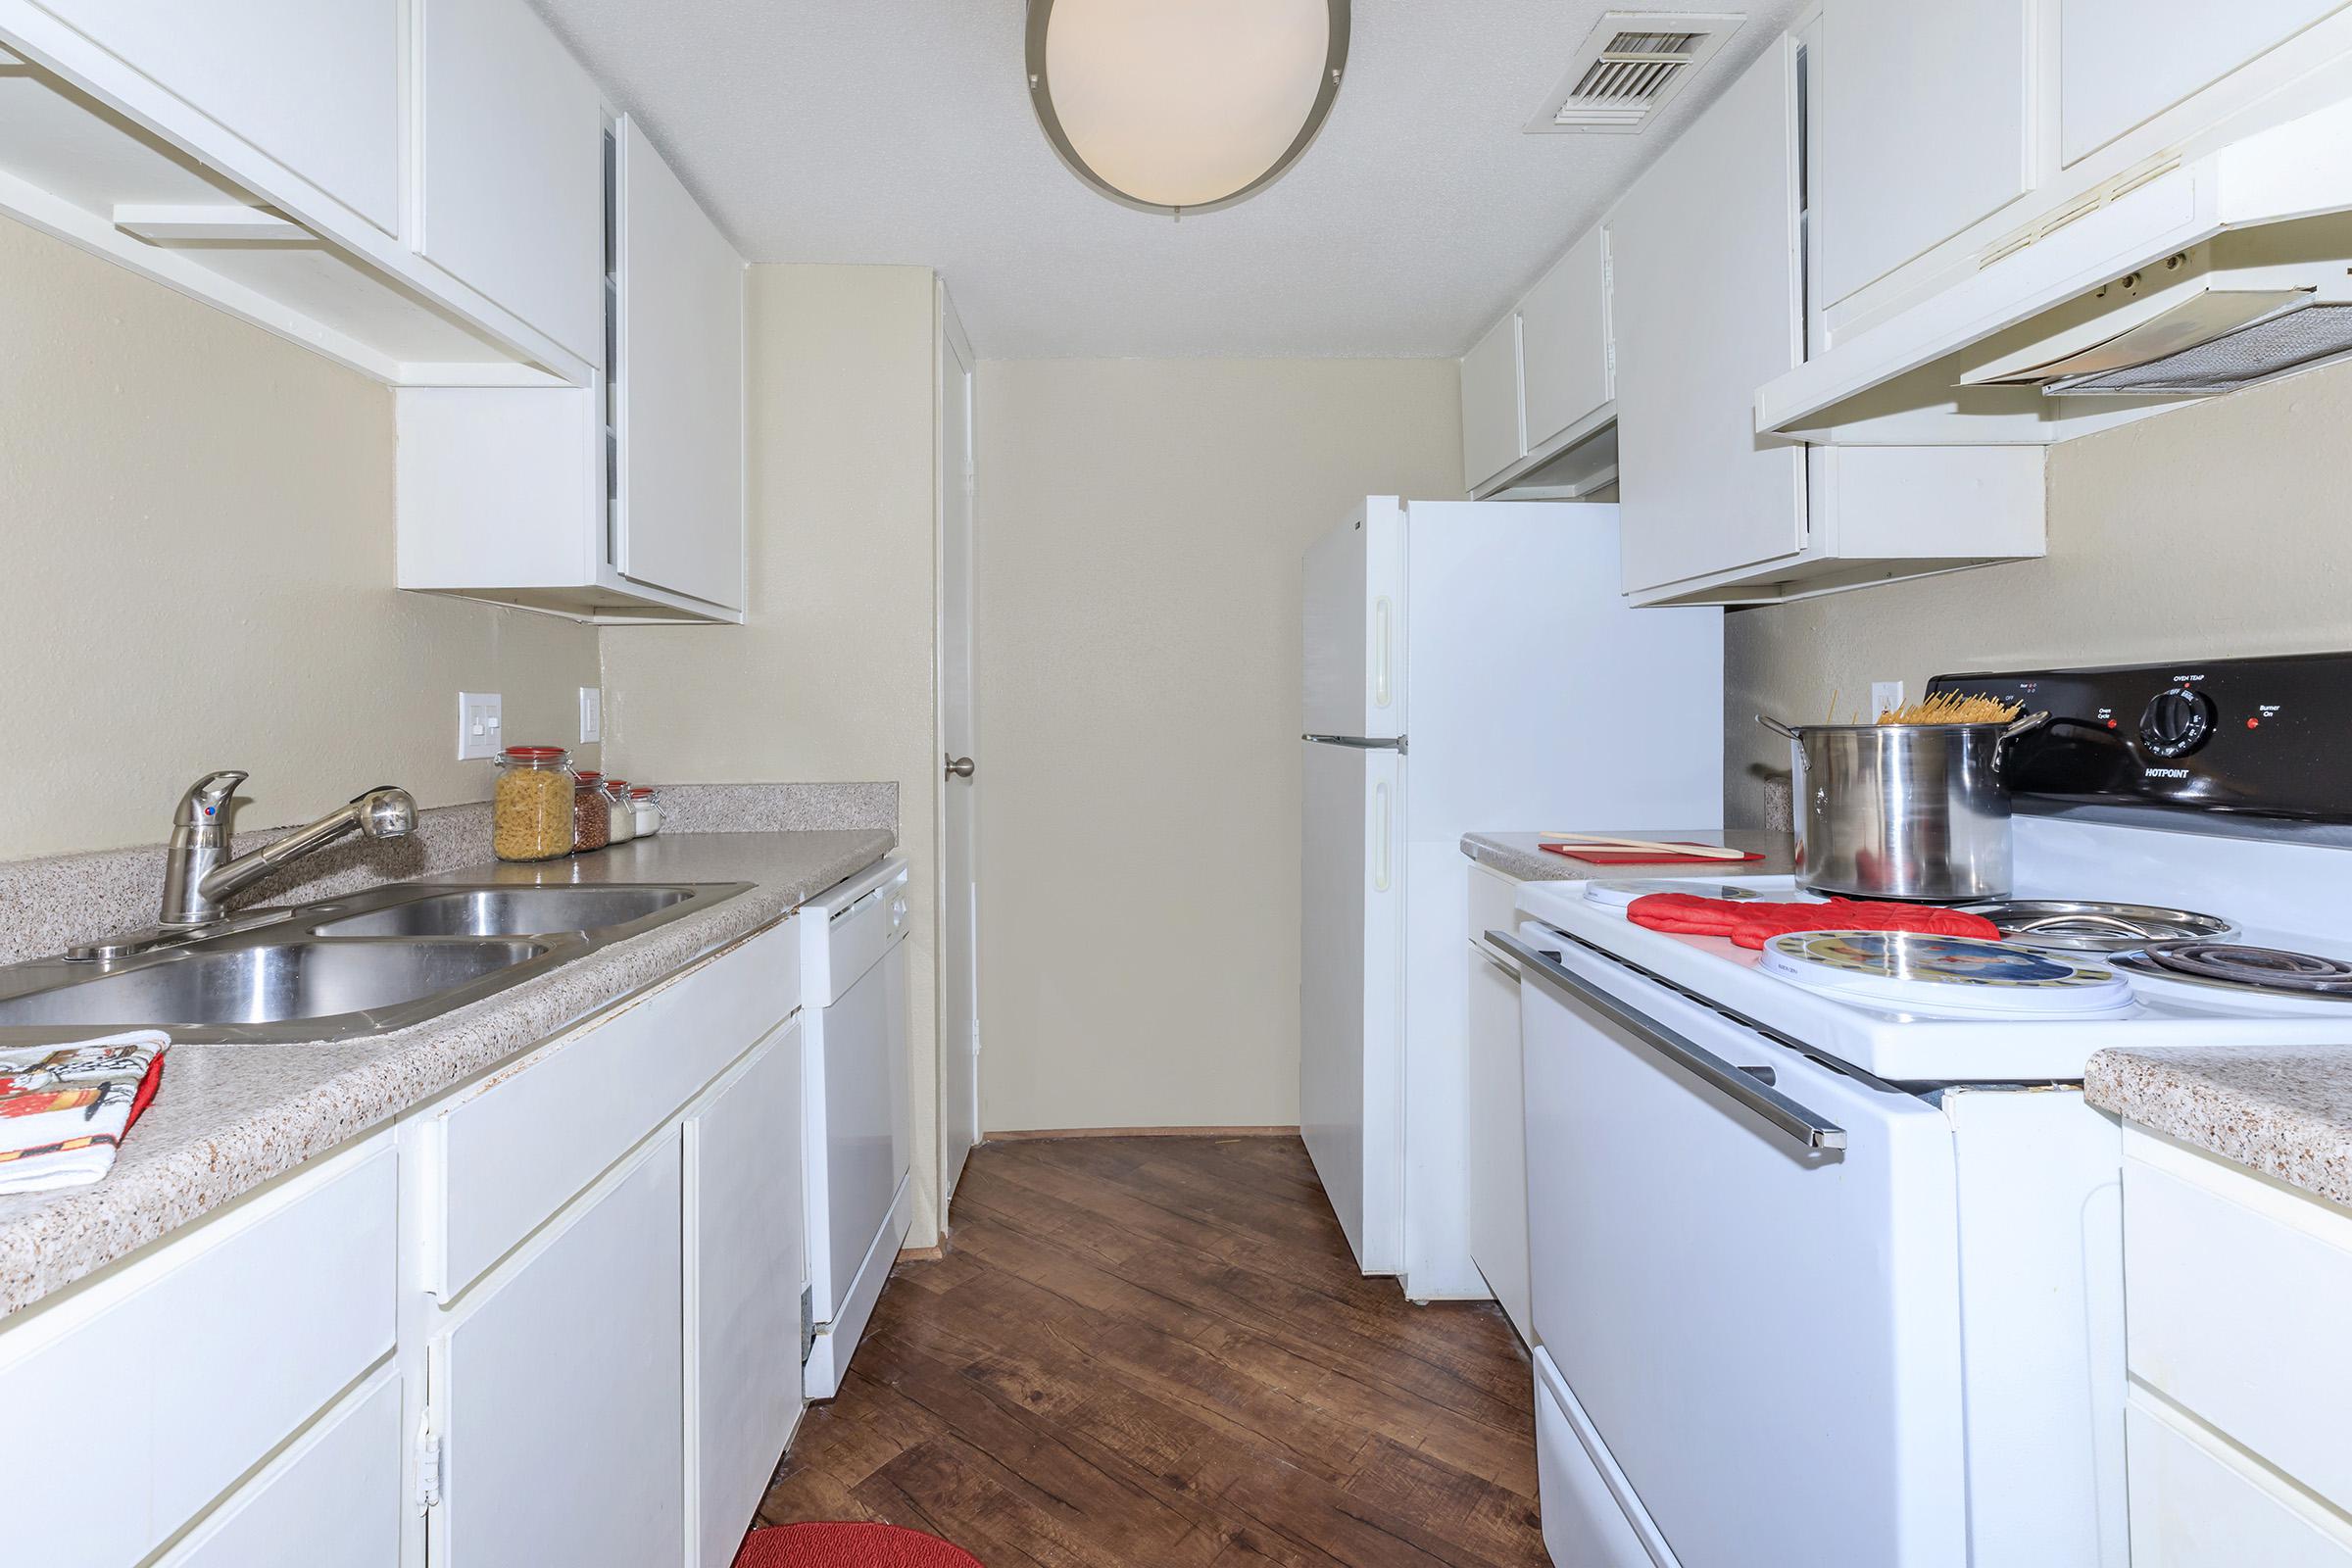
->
(1495, 653), (2352, 1568)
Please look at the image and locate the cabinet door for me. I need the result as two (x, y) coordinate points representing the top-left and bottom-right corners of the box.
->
(1814, 0), (2034, 306)
(1518, 227), (1611, 452)
(416, 0), (604, 362)
(1612, 37), (1806, 596)
(687, 1028), (807, 1568)
(39, 0), (402, 234)
(617, 117), (748, 612)
(1459, 311), (1524, 493)
(2060, 0), (2350, 165)
(163, 1368), (404, 1568)
(435, 1128), (686, 1568)
(1465, 939), (1531, 1344)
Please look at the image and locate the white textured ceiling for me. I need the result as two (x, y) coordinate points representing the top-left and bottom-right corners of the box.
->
(528, 1), (1805, 359)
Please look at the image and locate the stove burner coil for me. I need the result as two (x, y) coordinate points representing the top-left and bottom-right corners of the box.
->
(2141, 941), (2352, 996)
(1957, 901), (2233, 954)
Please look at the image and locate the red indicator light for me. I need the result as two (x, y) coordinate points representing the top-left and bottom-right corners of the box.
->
(2247, 717), (2261, 729)
(2106, 718), (2118, 729)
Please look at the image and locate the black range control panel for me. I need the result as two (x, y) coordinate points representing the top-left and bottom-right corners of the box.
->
(1928, 653), (2351, 822)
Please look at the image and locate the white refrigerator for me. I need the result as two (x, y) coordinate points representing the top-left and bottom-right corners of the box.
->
(1299, 496), (1723, 1298)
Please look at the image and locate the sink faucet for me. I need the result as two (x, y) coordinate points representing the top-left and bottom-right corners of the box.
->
(158, 770), (419, 931)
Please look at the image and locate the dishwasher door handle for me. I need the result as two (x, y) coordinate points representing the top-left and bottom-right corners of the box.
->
(1488, 930), (1849, 1153)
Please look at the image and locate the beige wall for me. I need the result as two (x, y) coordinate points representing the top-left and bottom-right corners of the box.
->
(974, 358), (1462, 1133)
(599, 265), (946, 1236)
(1726, 360), (2352, 825)
(0, 215), (600, 858)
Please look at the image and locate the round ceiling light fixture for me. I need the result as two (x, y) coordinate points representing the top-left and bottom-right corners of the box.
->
(1025, 0), (1351, 218)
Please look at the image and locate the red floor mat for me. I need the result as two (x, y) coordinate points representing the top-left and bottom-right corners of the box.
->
(735, 1522), (984, 1567)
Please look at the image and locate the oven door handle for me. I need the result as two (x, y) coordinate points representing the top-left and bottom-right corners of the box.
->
(1489, 930), (1849, 1152)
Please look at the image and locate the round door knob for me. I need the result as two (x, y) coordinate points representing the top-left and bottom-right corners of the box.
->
(2138, 688), (2214, 759)
(946, 755), (976, 780)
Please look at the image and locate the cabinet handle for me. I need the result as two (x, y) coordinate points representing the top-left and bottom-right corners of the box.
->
(1373, 597), (1394, 710)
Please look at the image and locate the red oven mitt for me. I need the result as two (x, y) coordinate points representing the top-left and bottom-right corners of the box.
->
(1626, 894), (2003, 951)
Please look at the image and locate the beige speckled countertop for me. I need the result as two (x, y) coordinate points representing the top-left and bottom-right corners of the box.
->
(1462, 828), (1797, 883)
(0, 828), (894, 1317)
(2086, 1048), (2352, 1209)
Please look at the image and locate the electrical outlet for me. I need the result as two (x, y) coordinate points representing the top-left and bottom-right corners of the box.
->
(578, 686), (603, 744)
(458, 692), (503, 761)
(1870, 680), (1906, 720)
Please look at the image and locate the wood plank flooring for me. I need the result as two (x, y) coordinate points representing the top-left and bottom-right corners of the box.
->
(755, 1135), (1547, 1566)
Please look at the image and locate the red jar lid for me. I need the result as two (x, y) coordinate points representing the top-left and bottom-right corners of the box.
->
(503, 745), (566, 760)
(630, 788), (655, 798)
(605, 779), (630, 790)
(575, 770), (604, 784)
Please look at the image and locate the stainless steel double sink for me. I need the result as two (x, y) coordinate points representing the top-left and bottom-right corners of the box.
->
(0, 881), (754, 1045)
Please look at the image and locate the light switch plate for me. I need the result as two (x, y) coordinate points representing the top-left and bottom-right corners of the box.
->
(1870, 680), (1905, 720)
(578, 686), (603, 744)
(458, 692), (503, 761)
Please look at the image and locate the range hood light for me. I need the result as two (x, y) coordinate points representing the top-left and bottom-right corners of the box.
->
(1026, 0), (1350, 218)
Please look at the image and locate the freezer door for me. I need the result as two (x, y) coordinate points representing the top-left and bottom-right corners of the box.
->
(1301, 497), (1406, 740)
(1516, 926), (1967, 1568)
(1299, 739), (1404, 1274)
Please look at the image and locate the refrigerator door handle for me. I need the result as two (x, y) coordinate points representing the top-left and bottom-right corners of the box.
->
(1300, 733), (1408, 753)
(1373, 596), (1395, 710)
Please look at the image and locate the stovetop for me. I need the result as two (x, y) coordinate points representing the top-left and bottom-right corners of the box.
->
(1517, 805), (2352, 1084)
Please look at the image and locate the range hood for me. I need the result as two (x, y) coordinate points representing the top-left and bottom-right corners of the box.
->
(1757, 95), (2352, 436)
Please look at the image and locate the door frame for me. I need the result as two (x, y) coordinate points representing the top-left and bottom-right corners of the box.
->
(933, 278), (980, 1212)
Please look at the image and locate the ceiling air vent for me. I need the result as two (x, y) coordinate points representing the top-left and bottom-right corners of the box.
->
(1526, 12), (1745, 134)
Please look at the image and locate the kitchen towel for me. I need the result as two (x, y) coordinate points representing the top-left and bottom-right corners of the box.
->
(1541, 842), (1769, 866)
(0, 1032), (169, 1195)
(1627, 894), (2002, 950)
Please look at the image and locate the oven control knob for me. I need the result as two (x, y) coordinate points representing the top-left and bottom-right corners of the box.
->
(2139, 688), (2215, 759)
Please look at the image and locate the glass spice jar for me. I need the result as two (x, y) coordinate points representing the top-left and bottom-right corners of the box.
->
(491, 746), (577, 862)
(602, 778), (636, 844)
(571, 769), (612, 853)
(629, 787), (662, 838)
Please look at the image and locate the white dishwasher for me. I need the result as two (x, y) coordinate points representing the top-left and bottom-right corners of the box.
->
(800, 857), (911, 1399)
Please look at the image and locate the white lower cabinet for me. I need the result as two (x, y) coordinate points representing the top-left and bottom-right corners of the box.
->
(432, 1126), (689, 1568)
(688, 1025), (808, 1568)
(2122, 1126), (2352, 1563)
(1463, 859), (1531, 1345)
(0, 1134), (396, 1568)
(2127, 1391), (2352, 1566)
(163, 1365), (405, 1568)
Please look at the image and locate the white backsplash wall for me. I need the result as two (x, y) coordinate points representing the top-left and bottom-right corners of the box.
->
(1726, 358), (2352, 827)
(0, 215), (602, 856)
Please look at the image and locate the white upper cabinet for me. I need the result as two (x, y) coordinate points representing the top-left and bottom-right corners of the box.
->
(1459, 312), (1524, 493)
(395, 114), (750, 622)
(616, 117), (747, 612)
(33, 0), (402, 234)
(2060, 0), (2350, 165)
(415, 0), (605, 365)
(1814, 0), (2035, 309)
(1518, 226), (1612, 453)
(1612, 37), (1806, 596)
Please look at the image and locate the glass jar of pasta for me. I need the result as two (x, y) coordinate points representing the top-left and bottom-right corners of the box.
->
(491, 747), (577, 862)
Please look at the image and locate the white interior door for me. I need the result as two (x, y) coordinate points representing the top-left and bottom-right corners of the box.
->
(937, 282), (981, 1207)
